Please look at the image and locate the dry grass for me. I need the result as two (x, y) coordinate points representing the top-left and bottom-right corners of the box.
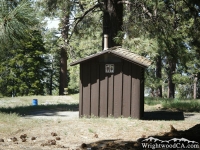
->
(0, 117), (198, 149)
(0, 94), (79, 108)
(0, 95), (199, 149)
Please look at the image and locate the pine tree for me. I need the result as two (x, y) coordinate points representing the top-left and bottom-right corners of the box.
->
(43, 28), (60, 95)
(0, 30), (48, 96)
(122, 0), (199, 98)
(36, 0), (74, 95)
(33, 0), (200, 99)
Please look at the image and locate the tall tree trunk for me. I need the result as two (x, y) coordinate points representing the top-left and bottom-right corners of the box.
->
(193, 74), (198, 99)
(49, 69), (53, 95)
(156, 55), (162, 97)
(167, 60), (176, 98)
(59, 48), (67, 95)
(103, 0), (123, 48)
(59, 15), (69, 95)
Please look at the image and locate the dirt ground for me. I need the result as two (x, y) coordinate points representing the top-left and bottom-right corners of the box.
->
(0, 96), (200, 150)
(0, 108), (199, 150)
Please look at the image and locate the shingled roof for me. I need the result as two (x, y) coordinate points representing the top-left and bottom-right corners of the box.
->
(70, 46), (151, 67)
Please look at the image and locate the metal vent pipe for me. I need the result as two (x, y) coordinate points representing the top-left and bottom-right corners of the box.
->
(104, 34), (108, 50)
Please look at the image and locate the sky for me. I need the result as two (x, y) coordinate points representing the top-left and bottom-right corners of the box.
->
(46, 18), (60, 29)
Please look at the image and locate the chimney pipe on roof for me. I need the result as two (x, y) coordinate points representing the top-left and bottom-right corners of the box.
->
(104, 34), (108, 50)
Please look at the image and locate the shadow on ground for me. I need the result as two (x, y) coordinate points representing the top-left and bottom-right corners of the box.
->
(81, 124), (200, 150)
(142, 111), (184, 120)
(0, 103), (79, 116)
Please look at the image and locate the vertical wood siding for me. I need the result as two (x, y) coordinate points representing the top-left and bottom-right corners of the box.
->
(122, 60), (132, 117)
(91, 63), (99, 116)
(140, 68), (145, 118)
(131, 64), (141, 118)
(113, 63), (122, 117)
(79, 64), (83, 117)
(79, 57), (144, 119)
(82, 62), (91, 117)
(99, 64), (108, 117)
(108, 74), (114, 116)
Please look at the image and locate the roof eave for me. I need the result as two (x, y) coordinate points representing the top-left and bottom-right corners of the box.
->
(70, 47), (152, 67)
(70, 50), (108, 66)
(110, 51), (151, 68)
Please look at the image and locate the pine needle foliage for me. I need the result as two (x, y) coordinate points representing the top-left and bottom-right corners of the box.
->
(0, 0), (38, 47)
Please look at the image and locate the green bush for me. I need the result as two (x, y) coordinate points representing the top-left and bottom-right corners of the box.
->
(162, 100), (200, 112)
(145, 97), (161, 105)
(145, 97), (200, 112)
(144, 97), (173, 106)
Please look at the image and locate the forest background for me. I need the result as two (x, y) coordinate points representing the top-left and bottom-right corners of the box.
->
(1, 0), (200, 99)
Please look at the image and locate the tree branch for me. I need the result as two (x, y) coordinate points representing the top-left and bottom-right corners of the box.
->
(118, 1), (153, 18)
(76, 0), (84, 11)
(140, 3), (153, 18)
(182, 0), (198, 16)
(68, 2), (103, 42)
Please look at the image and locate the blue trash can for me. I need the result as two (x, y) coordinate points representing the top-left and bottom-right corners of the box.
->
(32, 99), (38, 106)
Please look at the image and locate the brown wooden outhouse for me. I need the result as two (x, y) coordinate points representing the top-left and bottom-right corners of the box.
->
(70, 46), (151, 119)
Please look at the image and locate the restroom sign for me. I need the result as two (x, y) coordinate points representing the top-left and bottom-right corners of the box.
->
(105, 64), (114, 73)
